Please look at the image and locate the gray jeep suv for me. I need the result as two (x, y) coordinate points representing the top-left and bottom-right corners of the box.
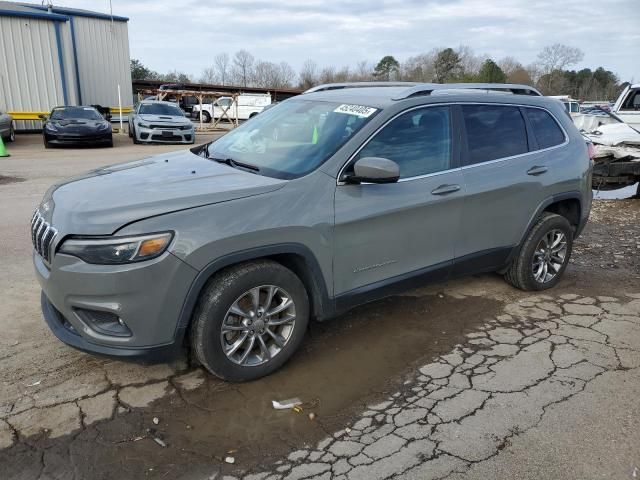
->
(32, 83), (592, 381)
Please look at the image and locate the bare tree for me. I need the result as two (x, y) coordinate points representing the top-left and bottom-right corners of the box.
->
(456, 45), (486, 77)
(199, 66), (217, 84)
(353, 61), (373, 81)
(537, 44), (584, 90)
(214, 53), (230, 85)
(253, 61), (296, 88)
(498, 56), (523, 78)
(278, 61), (296, 87)
(537, 44), (584, 74)
(402, 51), (437, 82)
(299, 59), (318, 89)
(231, 49), (255, 87)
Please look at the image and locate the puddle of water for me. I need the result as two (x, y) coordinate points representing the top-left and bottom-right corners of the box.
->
(593, 183), (638, 199)
(1, 293), (502, 478)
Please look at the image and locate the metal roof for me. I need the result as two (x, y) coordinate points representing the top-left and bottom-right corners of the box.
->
(0, 2), (128, 22)
(0, 1), (67, 21)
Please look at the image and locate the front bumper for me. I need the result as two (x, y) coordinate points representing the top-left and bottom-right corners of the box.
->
(136, 124), (194, 144)
(34, 249), (198, 359)
(44, 131), (112, 145)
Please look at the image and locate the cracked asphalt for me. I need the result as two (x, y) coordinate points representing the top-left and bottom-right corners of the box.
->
(1, 135), (640, 480)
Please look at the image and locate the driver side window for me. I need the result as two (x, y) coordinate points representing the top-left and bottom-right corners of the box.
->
(353, 106), (452, 179)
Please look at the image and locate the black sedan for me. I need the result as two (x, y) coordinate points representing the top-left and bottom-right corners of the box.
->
(41, 106), (113, 148)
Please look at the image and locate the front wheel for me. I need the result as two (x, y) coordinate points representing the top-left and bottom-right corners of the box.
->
(504, 212), (573, 291)
(7, 123), (15, 142)
(190, 260), (309, 381)
(131, 125), (140, 144)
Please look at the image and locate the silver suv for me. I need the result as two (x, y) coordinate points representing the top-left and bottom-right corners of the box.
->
(32, 83), (592, 381)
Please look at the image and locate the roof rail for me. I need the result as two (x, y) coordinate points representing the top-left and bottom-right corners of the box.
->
(393, 83), (542, 100)
(304, 82), (418, 94)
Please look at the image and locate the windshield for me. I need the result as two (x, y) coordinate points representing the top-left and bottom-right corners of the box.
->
(51, 107), (102, 121)
(205, 99), (378, 179)
(138, 103), (184, 116)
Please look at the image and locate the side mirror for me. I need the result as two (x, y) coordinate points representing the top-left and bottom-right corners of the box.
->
(38, 114), (47, 120)
(346, 157), (400, 184)
(105, 113), (112, 121)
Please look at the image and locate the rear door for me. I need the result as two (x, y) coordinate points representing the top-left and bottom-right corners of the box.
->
(456, 103), (548, 272)
(0, 112), (9, 137)
(333, 105), (465, 297)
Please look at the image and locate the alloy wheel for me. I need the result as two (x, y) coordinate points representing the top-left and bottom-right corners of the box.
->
(220, 285), (296, 366)
(532, 229), (568, 283)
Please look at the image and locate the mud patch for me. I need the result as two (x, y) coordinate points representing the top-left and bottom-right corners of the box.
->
(0, 175), (25, 185)
(0, 294), (501, 479)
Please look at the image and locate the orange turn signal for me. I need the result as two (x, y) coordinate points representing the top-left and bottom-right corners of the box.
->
(138, 237), (170, 257)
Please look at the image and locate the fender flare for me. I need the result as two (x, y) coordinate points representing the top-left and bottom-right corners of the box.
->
(510, 191), (583, 259)
(173, 243), (334, 343)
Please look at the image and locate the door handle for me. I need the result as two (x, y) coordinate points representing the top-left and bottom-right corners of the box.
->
(527, 165), (548, 176)
(431, 184), (461, 196)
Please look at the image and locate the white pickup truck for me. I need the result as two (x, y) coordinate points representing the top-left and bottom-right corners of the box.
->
(192, 93), (271, 123)
(612, 83), (640, 129)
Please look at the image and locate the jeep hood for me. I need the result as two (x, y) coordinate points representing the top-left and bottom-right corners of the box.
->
(48, 149), (286, 235)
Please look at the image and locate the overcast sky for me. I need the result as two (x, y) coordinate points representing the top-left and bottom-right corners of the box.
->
(57, 0), (637, 82)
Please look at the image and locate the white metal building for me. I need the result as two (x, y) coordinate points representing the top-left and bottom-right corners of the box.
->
(0, 2), (132, 129)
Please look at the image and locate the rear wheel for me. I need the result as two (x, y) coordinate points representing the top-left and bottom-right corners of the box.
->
(190, 260), (309, 381)
(201, 111), (211, 123)
(504, 212), (573, 291)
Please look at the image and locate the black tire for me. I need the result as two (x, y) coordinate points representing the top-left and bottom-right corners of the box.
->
(44, 136), (52, 149)
(201, 111), (211, 123)
(7, 123), (15, 142)
(190, 260), (309, 381)
(128, 124), (133, 138)
(132, 125), (140, 144)
(504, 212), (573, 291)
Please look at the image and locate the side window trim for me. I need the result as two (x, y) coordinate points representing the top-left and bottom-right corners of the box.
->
(519, 106), (538, 152)
(523, 106), (569, 152)
(338, 104), (457, 184)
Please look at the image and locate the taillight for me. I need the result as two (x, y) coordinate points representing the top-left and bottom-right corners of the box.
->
(586, 141), (595, 160)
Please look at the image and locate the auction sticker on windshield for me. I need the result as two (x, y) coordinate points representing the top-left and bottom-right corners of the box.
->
(334, 104), (377, 118)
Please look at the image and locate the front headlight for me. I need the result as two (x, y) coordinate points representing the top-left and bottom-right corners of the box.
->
(45, 123), (58, 131)
(97, 123), (109, 130)
(59, 232), (173, 264)
(138, 122), (150, 129)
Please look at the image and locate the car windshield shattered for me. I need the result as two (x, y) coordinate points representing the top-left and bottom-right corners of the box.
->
(204, 99), (379, 179)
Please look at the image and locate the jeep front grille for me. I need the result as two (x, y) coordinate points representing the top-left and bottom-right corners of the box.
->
(31, 211), (58, 262)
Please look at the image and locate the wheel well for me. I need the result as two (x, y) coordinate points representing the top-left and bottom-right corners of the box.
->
(267, 253), (327, 320)
(543, 198), (580, 231)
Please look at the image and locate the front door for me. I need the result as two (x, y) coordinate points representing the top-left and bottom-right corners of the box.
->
(333, 105), (464, 299)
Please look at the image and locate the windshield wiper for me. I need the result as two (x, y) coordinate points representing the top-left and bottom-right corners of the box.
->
(211, 156), (260, 172)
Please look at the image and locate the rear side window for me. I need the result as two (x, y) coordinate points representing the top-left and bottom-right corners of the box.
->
(355, 106), (451, 178)
(462, 105), (528, 164)
(525, 108), (565, 149)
